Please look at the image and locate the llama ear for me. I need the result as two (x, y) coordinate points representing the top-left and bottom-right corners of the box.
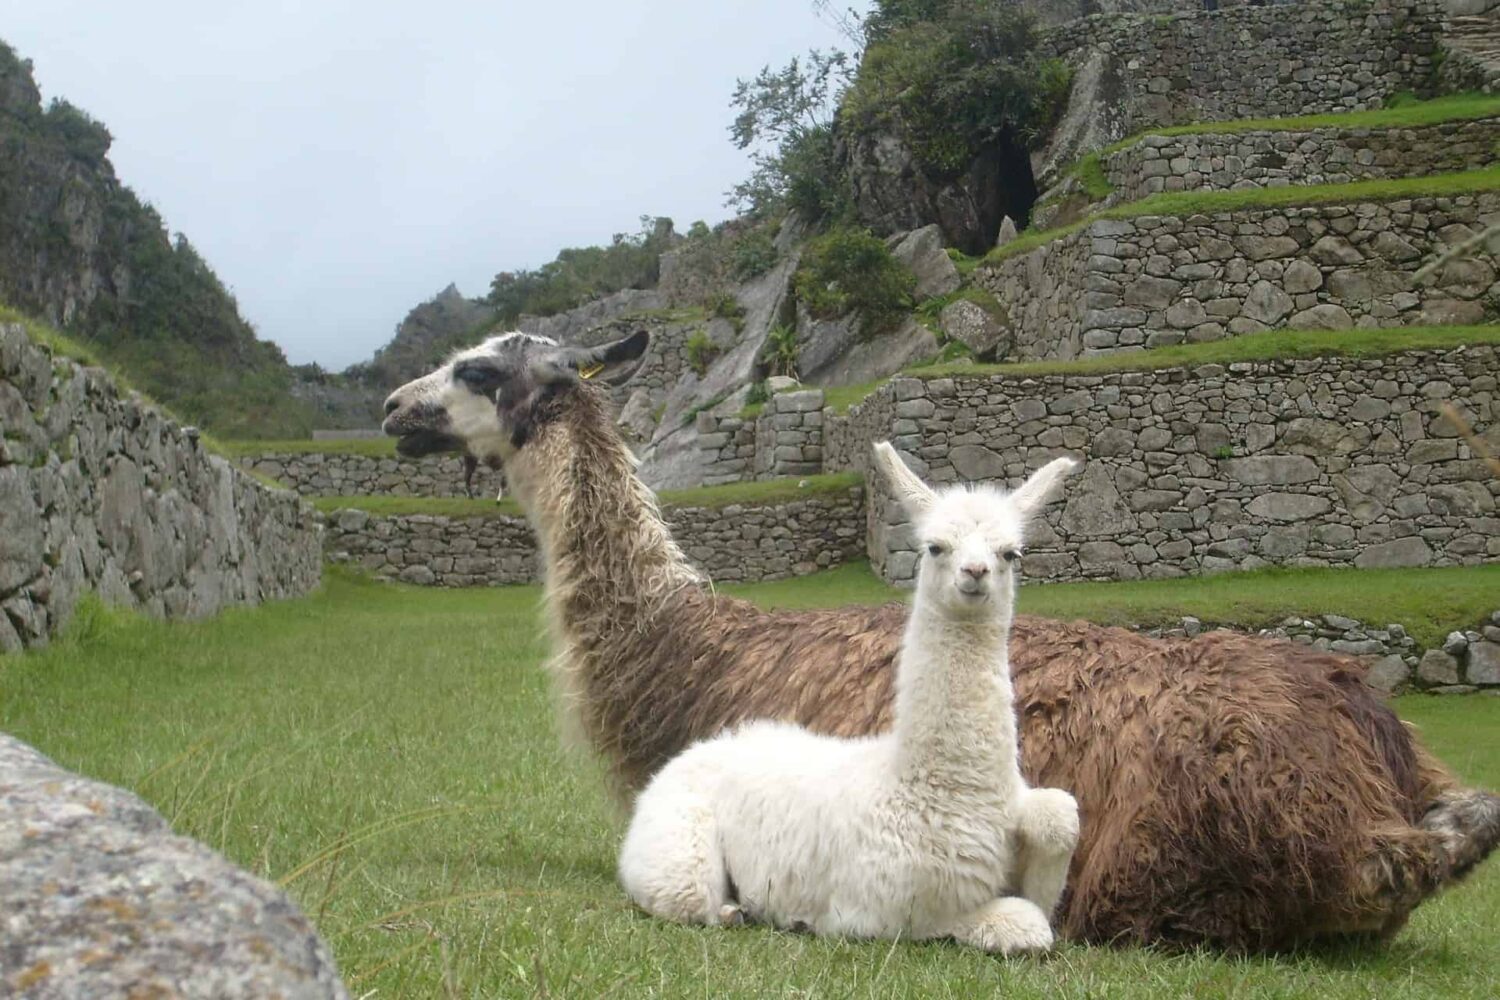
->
(538, 330), (651, 386)
(1010, 456), (1079, 518)
(872, 441), (936, 517)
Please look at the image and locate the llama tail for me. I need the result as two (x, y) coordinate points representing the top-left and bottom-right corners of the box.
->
(1422, 788), (1500, 882)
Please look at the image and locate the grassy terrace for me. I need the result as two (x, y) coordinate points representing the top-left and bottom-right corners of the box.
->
(313, 471), (864, 519)
(822, 324), (1500, 413)
(1061, 92), (1500, 202)
(991, 165), (1500, 262)
(2, 564), (1496, 997)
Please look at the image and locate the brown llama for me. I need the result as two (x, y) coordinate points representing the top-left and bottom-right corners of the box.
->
(382, 329), (1500, 952)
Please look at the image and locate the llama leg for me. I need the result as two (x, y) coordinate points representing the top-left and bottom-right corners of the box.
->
(945, 896), (1054, 955)
(618, 788), (731, 926)
(1015, 787), (1080, 918)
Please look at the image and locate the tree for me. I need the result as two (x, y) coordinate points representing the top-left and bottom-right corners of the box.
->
(726, 49), (852, 222)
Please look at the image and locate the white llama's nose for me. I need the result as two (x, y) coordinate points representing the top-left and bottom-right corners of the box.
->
(960, 563), (988, 580)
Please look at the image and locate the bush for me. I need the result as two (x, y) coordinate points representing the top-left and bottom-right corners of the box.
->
(731, 228), (779, 280)
(707, 291), (746, 329)
(685, 329), (721, 375)
(794, 228), (915, 337)
(762, 324), (800, 378)
(840, 3), (1071, 176)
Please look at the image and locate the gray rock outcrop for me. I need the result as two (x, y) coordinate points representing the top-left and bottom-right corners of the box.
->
(0, 734), (348, 999)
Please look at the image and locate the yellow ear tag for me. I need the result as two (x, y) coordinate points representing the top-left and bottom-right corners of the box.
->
(577, 361), (605, 380)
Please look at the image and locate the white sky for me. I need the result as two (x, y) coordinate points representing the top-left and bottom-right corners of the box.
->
(3, 1), (865, 368)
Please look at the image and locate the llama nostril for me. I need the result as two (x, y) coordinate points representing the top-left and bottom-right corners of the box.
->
(961, 563), (988, 579)
(384, 398), (400, 416)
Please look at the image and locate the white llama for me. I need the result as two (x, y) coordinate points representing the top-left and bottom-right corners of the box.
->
(617, 442), (1081, 954)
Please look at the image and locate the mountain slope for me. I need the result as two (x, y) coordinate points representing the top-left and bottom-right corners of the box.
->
(0, 40), (311, 438)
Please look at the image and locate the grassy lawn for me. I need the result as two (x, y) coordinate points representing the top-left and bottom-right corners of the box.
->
(2, 565), (1497, 998)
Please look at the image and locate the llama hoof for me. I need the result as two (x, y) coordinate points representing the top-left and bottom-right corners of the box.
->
(971, 897), (1054, 956)
(717, 904), (745, 927)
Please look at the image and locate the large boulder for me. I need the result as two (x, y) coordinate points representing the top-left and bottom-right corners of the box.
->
(795, 305), (939, 387)
(888, 226), (962, 300)
(939, 299), (1012, 360)
(1030, 48), (1131, 192)
(0, 733), (348, 999)
(844, 131), (1019, 254)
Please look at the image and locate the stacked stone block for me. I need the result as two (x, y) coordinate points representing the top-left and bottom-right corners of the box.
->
(752, 389), (825, 479)
(1101, 118), (1500, 203)
(1044, 1), (1444, 131)
(322, 486), (867, 586)
(983, 193), (1500, 358)
(0, 323), (322, 652)
(822, 345), (1499, 586)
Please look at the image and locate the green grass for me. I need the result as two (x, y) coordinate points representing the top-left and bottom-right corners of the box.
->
(1061, 93), (1500, 205)
(214, 437), (400, 458)
(313, 472), (865, 520)
(2, 564), (1496, 997)
(988, 166), (1500, 263)
(1105, 92), (1500, 150)
(823, 325), (1500, 413)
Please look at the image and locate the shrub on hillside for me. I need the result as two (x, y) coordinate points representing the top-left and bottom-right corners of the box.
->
(794, 227), (914, 337)
(841, 2), (1072, 176)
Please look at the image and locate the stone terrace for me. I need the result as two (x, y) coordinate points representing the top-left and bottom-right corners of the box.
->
(982, 190), (1500, 359)
(822, 343), (1499, 586)
(1100, 117), (1500, 204)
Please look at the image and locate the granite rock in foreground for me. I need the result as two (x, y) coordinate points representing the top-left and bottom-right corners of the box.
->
(0, 734), (348, 999)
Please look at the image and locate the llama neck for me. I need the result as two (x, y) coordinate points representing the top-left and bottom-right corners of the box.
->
(506, 387), (699, 648)
(891, 602), (1020, 791)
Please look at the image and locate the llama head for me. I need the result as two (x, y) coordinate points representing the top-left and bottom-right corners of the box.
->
(381, 330), (650, 464)
(871, 441), (1077, 618)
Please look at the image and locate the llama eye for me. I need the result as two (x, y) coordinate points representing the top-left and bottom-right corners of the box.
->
(926, 543), (945, 557)
(1000, 549), (1020, 563)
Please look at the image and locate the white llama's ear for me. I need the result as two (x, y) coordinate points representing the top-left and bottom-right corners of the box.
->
(1010, 456), (1079, 518)
(872, 441), (936, 517)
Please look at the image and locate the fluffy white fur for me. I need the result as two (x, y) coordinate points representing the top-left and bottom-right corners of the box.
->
(617, 443), (1081, 954)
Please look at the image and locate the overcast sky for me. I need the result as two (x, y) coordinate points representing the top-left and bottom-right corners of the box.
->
(3, 1), (864, 368)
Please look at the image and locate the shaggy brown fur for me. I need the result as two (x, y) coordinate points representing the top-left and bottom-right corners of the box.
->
(496, 381), (1498, 952)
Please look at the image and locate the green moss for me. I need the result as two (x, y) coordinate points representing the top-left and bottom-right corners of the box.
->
(987, 167), (1500, 264)
(314, 472), (864, 520)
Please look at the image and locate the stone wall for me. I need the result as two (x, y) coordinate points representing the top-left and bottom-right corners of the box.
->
(322, 486), (867, 586)
(697, 410), (759, 487)
(1101, 118), (1500, 203)
(752, 389), (825, 479)
(982, 192), (1500, 359)
(237, 450), (502, 499)
(823, 344), (1499, 585)
(1045, 1), (1444, 132)
(0, 323), (322, 652)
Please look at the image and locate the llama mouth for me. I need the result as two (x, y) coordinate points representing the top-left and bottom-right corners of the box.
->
(395, 429), (465, 458)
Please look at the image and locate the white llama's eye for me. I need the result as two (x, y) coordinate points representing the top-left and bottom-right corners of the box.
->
(926, 543), (945, 557)
(1000, 549), (1020, 563)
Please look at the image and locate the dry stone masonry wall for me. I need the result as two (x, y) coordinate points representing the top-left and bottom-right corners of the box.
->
(323, 485), (867, 587)
(1045, 1), (1445, 132)
(0, 323), (321, 652)
(982, 193), (1500, 358)
(238, 450), (503, 499)
(1101, 118), (1500, 203)
(823, 344), (1499, 585)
